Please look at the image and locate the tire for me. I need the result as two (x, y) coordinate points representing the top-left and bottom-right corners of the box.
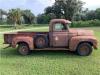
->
(76, 43), (93, 56)
(35, 36), (48, 48)
(18, 43), (30, 55)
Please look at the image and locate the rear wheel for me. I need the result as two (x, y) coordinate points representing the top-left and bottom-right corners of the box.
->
(18, 43), (31, 55)
(77, 43), (93, 56)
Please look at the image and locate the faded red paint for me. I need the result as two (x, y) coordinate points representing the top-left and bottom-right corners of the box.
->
(69, 36), (97, 51)
(4, 19), (98, 52)
(12, 36), (33, 50)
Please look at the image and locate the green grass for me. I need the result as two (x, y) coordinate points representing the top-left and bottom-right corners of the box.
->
(0, 24), (48, 32)
(0, 26), (100, 75)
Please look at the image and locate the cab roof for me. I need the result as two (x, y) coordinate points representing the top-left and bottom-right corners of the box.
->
(50, 19), (71, 24)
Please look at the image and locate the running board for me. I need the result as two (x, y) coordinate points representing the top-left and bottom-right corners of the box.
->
(33, 48), (69, 50)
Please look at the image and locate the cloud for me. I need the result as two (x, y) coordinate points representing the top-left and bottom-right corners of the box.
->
(0, 0), (55, 15)
(37, 0), (55, 6)
(0, 0), (27, 9)
(82, 0), (100, 9)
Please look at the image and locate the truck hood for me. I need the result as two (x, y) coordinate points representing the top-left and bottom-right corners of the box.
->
(69, 29), (94, 36)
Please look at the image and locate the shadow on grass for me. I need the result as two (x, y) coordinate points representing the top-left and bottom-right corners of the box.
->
(0, 47), (84, 59)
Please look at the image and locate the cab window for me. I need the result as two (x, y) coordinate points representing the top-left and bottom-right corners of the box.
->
(54, 23), (67, 31)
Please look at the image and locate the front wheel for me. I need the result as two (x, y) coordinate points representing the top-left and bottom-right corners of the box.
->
(76, 43), (93, 56)
(18, 43), (31, 55)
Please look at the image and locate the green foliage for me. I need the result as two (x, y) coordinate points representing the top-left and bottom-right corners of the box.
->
(7, 9), (35, 26)
(22, 10), (35, 24)
(86, 10), (96, 20)
(0, 19), (7, 25)
(7, 8), (22, 28)
(71, 19), (100, 27)
(95, 8), (100, 20)
(45, 4), (62, 19)
(45, 0), (84, 20)
(74, 8), (100, 21)
(0, 9), (7, 25)
(37, 13), (56, 24)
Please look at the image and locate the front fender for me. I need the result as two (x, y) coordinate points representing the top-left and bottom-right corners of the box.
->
(69, 36), (97, 51)
(11, 36), (34, 50)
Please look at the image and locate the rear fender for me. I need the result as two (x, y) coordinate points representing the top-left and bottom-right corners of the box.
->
(11, 36), (34, 50)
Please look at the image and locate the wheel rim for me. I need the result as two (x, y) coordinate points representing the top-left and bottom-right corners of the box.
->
(19, 46), (28, 55)
(79, 45), (89, 55)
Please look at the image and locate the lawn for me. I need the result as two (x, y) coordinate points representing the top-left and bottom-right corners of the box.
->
(0, 25), (100, 75)
(0, 24), (48, 32)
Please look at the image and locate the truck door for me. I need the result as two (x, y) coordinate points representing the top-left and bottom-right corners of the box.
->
(51, 22), (69, 47)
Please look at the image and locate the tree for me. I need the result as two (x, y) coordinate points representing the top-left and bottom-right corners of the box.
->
(45, 6), (53, 14)
(7, 9), (35, 26)
(45, 0), (84, 21)
(95, 8), (100, 20)
(86, 10), (96, 20)
(0, 9), (7, 21)
(7, 8), (22, 28)
(37, 13), (56, 24)
(56, 0), (84, 20)
(0, 9), (7, 25)
(22, 10), (35, 24)
(73, 8), (89, 21)
(45, 5), (62, 18)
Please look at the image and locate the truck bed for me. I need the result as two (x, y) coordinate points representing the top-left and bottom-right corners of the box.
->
(4, 31), (49, 44)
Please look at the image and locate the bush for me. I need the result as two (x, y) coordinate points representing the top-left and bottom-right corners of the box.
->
(0, 20), (7, 25)
(71, 19), (100, 27)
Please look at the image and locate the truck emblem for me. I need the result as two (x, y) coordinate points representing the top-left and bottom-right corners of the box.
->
(55, 37), (58, 41)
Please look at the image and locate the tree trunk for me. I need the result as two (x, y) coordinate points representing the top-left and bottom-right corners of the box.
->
(14, 22), (17, 29)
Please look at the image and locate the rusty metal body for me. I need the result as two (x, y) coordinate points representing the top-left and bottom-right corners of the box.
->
(4, 19), (98, 52)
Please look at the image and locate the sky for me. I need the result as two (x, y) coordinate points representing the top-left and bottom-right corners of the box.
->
(0, 0), (100, 16)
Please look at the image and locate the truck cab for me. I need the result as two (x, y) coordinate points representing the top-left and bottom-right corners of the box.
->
(49, 19), (71, 47)
(4, 19), (98, 56)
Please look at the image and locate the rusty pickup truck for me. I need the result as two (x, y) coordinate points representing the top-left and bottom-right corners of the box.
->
(4, 19), (98, 56)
